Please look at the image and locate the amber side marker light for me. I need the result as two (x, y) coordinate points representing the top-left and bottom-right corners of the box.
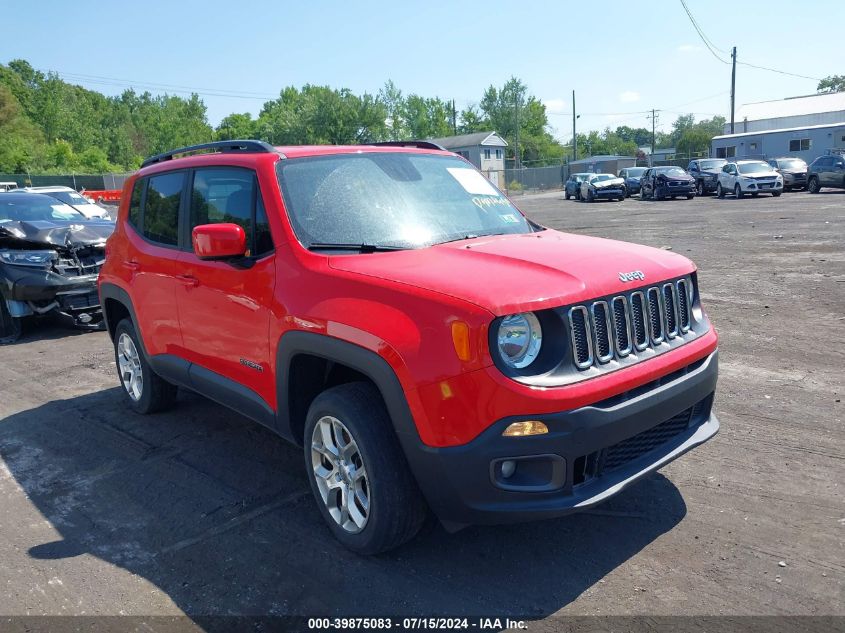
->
(451, 321), (472, 361)
(502, 421), (549, 437)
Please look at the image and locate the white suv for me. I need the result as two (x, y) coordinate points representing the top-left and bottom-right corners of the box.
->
(716, 160), (783, 198)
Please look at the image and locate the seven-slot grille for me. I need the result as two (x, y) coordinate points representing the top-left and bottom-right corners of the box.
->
(568, 277), (692, 370)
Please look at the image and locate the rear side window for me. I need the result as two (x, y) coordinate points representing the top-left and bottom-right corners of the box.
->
(190, 167), (274, 257)
(128, 178), (144, 228)
(144, 172), (184, 246)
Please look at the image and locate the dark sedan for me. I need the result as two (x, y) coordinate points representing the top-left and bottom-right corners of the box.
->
(579, 173), (626, 202)
(564, 172), (593, 200)
(767, 157), (808, 191)
(618, 167), (647, 196)
(640, 166), (696, 200)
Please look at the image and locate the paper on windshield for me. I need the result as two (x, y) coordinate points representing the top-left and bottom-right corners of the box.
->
(447, 168), (499, 196)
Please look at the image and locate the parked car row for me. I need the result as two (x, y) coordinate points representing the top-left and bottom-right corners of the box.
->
(565, 152), (844, 202)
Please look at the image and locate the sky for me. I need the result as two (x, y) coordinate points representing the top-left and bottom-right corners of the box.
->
(2, 0), (843, 142)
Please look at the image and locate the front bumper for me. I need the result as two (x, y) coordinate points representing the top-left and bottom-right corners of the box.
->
(0, 265), (103, 326)
(592, 187), (625, 199)
(783, 173), (807, 187)
(698, 177), (719, 193)
(625, 181), (641, 194)
(658, 183), (695, 196)
(742, 181), (783, 193)
(408, 350), (719, 528)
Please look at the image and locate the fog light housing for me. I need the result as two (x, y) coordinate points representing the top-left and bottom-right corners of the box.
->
(502, 420), (549, 437)
(500, 460), (516, 478)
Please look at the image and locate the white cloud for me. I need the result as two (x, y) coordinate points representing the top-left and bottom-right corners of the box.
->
(619, 91), (640, 103)
(542, 98), (568, 115)
(677, 44), (701, 53)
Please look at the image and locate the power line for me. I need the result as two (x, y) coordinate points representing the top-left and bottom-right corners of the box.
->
(678, 0), (729, 64)
(735, 61), (821, 82)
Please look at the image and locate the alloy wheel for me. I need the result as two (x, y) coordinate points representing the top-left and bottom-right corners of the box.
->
(311, 415), (370, 534)
(117, 333), (143, 401)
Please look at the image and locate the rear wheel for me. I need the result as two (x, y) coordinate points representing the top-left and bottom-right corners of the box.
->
(565, 190), (571, 200)
(686, 194), (694, 200)
(807, 177), (820, 194)
(772, 190), (782, 197)
(0, 299), (22, 345)
(696, 180), (705, 197)
(113, 318), (177, 414)
(716, 182), (725, 198)
(734, 184), (744, 199)
(305, 382), (428, 554)
(586, 189), (594, 202)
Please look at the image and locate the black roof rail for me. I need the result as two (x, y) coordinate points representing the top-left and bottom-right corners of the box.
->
(141, 140), (277, 168)
(367, 141), (446, 151)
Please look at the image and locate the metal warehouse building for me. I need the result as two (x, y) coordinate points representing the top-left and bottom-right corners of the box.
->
(712, 122), (845, 164)
(712, 92), (845, 164)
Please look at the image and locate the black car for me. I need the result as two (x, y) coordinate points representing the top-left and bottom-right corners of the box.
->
(767, 157), (808, 191)
(687, 158), (727, 196)
(618, 167), (647, 196)
(807, 153), (845, 193)
(564, 172), (593, 200)
(640, 166), (696, 200)
(0, 192), (114, 343)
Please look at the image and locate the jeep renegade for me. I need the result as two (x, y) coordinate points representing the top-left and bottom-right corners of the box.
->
(99, 140), (719, 554)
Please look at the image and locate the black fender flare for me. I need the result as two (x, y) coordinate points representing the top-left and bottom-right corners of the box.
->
(274, 330), (422, 447)
(98, 283), (146, 353)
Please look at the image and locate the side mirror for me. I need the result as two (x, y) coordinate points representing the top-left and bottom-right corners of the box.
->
(192, 223), (247, 260)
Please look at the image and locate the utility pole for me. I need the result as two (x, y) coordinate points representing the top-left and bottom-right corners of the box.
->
(514, 90), (520, 170)
(730, 46), (737, 134)
(647, 109), (659, 166)
(572, 90), (577, 162)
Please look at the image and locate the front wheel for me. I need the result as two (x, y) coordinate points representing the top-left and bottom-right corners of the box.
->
(696, 180), (705, 197)
(565, 191), (571, 200)
(113, 318), (177, 414)
(807, 177), (820, 194)
(772, 190), (782, 197)
(686, 194), (694, 200)
(305, 382), (428, 554)
(717, 183), (725, 198)
(734, 184), (744, 199)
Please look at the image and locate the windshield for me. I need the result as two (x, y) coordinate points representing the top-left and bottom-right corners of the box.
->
(656, 167), (687, 177)
(590, 174), (615, 182)
(48, 191), (95, 207)
(0, 196), (86, 222)
(738, 162), (772, 175)
(699, 159), (726, 170)
(625, 168), (646, 177)
(572, 173), (591, 182)
(277, 153), (535, 250)
(777, 159), (807, 170)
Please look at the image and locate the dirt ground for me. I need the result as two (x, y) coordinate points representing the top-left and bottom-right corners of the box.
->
(0, 189), (842, 623)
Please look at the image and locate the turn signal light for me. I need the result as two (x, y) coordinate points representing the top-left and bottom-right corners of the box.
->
(502, 420), (549, 437)
(451, 321), (472, 361)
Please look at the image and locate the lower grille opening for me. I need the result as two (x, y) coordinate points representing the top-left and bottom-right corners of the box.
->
(573, 392), (713, 487)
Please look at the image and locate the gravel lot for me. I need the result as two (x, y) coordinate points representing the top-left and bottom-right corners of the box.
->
(0, 190), (842, 622)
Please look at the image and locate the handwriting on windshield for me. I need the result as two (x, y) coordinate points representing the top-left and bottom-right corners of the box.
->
(472, 196), (510, 211)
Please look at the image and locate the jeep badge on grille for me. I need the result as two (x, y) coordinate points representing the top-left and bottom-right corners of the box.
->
(619, 270), (645, 282)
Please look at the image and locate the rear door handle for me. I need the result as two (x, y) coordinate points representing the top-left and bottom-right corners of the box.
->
(122, 261), (140, 271)
(177, 274), (199, 288)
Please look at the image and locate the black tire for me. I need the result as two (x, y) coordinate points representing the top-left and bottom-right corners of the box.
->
(304, 382), (428, 554)
(752, 192), (759, 197)
(0, 299), (22, 345)
(717, 182), (725, 199)
(113, 318), (177, 414)
(696, 180), (705, 197)
(734, 184), (744, 199)
(575, 189), (581, 201)
(641, 188), (650, 200)
(586, 189), (594, 202)
(686, 194), (694, 200)
(772, 190), (782, 197)
(565, 191), (571, 200)
(807, 177), (820, 194)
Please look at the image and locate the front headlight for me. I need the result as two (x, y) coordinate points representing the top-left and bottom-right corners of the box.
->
(0, 249), (58, 268)
(496, 312), (542, 369)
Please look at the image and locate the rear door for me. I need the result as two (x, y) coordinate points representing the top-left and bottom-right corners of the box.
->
(175, 166), (277, 405)
(122, 171), (187, 356)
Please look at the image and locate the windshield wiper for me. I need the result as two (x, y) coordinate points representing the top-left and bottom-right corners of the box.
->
(435, 231), (511, 246)
(307, 242), (408, 253)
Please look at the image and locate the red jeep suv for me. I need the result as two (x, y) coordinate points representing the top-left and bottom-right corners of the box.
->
(99, 140), (719, 554)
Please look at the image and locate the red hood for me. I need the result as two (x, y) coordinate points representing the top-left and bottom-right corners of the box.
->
(328, 230), (696, 316)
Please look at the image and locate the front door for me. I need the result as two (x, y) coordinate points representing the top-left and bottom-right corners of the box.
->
(175, 166), (277, 406)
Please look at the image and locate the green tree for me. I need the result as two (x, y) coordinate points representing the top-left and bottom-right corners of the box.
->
(216, 113), (256, 140)
(817, 75), (845, 93)
(378, 80), (405, 141)
(402, 94), (451, 139)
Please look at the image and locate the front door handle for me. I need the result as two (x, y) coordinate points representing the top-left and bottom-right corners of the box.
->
(177, 274), (199, 288)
